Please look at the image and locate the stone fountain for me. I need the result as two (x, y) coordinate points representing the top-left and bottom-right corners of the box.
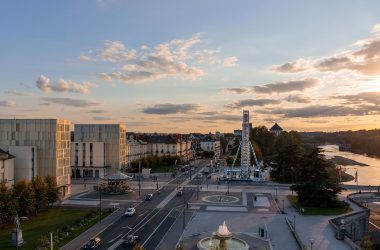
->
(197, 221), (249, 250)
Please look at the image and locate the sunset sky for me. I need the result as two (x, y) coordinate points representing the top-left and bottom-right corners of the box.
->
(1, 1), (380, 133)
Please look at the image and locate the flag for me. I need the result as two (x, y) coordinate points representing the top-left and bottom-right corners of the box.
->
(354, 170), (358, 183)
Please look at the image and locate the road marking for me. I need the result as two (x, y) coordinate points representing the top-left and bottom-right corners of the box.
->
(122, 226), (132, 229)
(108, 233), (122, 243)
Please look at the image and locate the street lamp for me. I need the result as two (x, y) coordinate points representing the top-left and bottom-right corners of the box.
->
(197, 181), (200, 200)
(310, 239), (314, 250)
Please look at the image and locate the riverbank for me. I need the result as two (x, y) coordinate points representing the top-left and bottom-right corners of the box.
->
(329, 155), (368, 166)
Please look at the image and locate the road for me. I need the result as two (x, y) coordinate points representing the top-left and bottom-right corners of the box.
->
(92, 160), (207, 250)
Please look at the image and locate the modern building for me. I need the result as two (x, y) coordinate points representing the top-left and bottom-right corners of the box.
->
(233, 130), (242, 137)
(74, 124), (127, 174)
(0, 119), (71, 195)
(269, 123), (283, 136)
(8, 146), (37, 182)
(0, 148), (15, 187)
(71, 142), (108, 179)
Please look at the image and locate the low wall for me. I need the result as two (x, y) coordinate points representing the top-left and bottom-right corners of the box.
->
(285, 217), (306, 250)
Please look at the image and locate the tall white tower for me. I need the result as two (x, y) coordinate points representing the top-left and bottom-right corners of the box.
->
(241, 110), (251, 178)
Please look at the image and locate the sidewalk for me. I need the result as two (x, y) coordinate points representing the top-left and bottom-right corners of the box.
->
(60, 209), (122, 250)
(277, 190), (351, 250)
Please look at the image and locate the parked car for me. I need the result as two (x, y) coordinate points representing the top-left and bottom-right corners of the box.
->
(197, 173), (203, 179)
(124, 235), (139, 246)
(145, 193), (153, 200)
(124, 207), (136, 217)
(177, 190), (183, 196)
(83, 237), (101, 249)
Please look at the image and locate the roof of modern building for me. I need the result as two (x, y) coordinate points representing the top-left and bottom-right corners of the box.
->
(270, 123), (283, 131)
(147, 135), (179, 144)
(0, 148), (15, 160)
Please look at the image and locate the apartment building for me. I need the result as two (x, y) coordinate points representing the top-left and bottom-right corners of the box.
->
(74, 124), (126, 173)
(200, 139), (221, 159)
(71, 142), (108, 178)
(126, 135), (149, 167)
(0, 119), (71, 195)
(146, 134), (192, 162)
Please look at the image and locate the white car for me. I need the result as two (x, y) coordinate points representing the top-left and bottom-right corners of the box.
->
(124, 207), (136, 217)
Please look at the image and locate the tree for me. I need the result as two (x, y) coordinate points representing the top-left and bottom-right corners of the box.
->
(45, 176), (60, 205)
(271, 144), (302, 183)
(250, 126), (275, 158)
(32, 176), (48, 212)
(291, 147), (341, 207)
(133, 243), (145, 250)
(274, 131), (301, 153)
(0, 183), (17, 225)
(13, 179), (35, 215)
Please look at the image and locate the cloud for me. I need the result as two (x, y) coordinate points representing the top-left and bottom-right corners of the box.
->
(0, 101), (15, 107)
(333, 92), (380, 105)
(253, 78), (319, 94)
(225, 99), (281, 109)
(258, 104), (380, 118)
(81, 34), (237, 83)
(88, 110), (106, 114)
(36, 75), (96, 94)
(221, 87), (250, 94)
(93, 116), (112, 121)
(270, 59), (310, 73)
(41, 97), (101, 108)
(100, 40), (136, 62)
(274, 23), (380, 76)
(142, 103), (201, 114)
(79, 55), (94, 61)
(284, 94), (311, 103)
(4, 90), (32, 96)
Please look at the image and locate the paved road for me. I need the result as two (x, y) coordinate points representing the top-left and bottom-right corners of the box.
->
(92, 163), (207, 250)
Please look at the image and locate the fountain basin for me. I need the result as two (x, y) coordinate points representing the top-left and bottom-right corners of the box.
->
(197, 237), (249, 250)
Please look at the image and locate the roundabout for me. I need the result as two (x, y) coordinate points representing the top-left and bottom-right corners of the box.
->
(201, 195), (240, 204)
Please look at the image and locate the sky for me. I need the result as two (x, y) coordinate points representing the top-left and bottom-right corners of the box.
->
(1, 0), (380, 133)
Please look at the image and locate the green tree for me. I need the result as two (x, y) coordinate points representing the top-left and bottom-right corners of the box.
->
(45, 176), (60, 205)
(32, 176), (48, 212)
(271, 144), (302, 183)
(13, 179), (35, 215)
(291, 147), (341, 207)
(250, 126), (275, 158)
(0, 183), (17, 225)
(274, 131), (301, 153)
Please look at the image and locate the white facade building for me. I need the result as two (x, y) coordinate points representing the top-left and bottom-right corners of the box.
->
(147, 135), (192, 162)
(71, 142), (107, 178)
(200, 140), (221, 159)
(8, 146), (37, 182)
(74, 124), (126, 173)
(0, 149), (15, 187)
(0, 119), (71, 195)
(126, 136), (148, 167)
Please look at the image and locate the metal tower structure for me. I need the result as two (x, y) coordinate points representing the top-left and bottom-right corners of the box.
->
(241, 110), (251, 178)
(229, 110), (260, 180)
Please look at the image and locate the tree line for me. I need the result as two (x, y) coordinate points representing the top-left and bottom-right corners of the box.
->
(128, 155), (180, 172)
(0, 176), (60, 225)
(306, 129), (380, 158)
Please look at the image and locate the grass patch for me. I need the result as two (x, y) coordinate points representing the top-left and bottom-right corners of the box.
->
(150, 165), (175, 173)
(0, 208), (110, 250)
(287, 195), (353, 215)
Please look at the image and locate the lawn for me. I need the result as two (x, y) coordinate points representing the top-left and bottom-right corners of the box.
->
(287, 195), (353, 215)
(0, 208), (107, 250)
(150, 165), (175, 173)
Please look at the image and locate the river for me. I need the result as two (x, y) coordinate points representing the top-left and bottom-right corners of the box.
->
(320, 145), (380, 186)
